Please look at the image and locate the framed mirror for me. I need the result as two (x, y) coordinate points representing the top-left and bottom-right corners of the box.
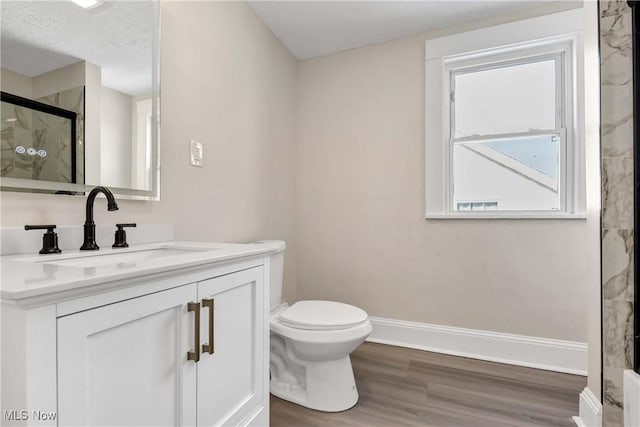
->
(0, 0), (160, 199)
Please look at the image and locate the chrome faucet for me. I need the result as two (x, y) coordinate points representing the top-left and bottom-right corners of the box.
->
(80, 186), (119, 250)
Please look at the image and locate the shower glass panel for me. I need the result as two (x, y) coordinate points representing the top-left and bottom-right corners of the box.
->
(1, 92), (77, 184)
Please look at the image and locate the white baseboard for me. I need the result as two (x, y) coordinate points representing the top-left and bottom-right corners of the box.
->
(624, 370), (640, 427)
(572, 416), (587, 427)
(366, 316), (587, 375)
(573, 387), (602, 427)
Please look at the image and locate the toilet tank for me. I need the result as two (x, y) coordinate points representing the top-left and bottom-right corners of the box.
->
(251, 240), (285, 311)
(269, 251), (285, 311)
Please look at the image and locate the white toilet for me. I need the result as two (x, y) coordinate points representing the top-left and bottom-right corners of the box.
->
(266, 242), (372, 412)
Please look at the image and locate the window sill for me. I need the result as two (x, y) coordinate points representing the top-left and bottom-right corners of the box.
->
(425, 212), (587, 220)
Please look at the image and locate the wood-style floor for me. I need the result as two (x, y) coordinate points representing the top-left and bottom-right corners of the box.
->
(270, 342), (586, 427)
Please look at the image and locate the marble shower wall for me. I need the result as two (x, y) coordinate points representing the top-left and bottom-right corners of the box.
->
(37, 86), (85, 184)
(600, 0), (636, 425)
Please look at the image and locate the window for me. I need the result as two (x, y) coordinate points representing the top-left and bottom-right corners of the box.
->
(424, 9), (585, 219)
(449, 46), (570, 213)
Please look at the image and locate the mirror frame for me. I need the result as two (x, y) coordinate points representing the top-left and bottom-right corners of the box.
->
(0, 1), (161, 200)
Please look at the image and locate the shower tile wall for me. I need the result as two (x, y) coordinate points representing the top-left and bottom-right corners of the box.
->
(600, 0), (636, 425)
(38, 87), (85, 184)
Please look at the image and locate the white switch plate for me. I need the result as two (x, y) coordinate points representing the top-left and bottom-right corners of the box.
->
(190, 140), (203, 167)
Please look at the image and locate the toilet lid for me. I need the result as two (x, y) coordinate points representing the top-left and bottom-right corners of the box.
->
(279, 300), (368, 330)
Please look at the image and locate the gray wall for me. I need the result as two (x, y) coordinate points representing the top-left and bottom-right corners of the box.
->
(294, 4), (597, 343)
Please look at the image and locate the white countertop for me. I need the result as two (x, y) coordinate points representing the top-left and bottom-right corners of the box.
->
(1, 240), (284, 304)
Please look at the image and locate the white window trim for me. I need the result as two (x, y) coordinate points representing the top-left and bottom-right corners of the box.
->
(424, 8), (586, 220)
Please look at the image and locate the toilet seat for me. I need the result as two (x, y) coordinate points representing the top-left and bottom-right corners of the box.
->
(279, 300), (368, 331)
(270, 302), (372, 345)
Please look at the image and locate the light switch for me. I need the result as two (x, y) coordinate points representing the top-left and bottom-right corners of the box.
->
(190, 140), (203, 167)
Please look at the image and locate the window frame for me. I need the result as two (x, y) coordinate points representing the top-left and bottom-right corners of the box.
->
(424, 9), (586, 220)
(443, 37), (577, 216)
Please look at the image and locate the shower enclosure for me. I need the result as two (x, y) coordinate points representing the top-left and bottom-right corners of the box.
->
(1, 91), (78, 185)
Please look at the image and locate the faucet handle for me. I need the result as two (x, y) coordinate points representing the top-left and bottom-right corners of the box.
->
(113, 223), (136, 248)
(24, 225), (62, 254)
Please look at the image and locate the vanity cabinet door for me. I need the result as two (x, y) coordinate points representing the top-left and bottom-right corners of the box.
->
(196, 267), (266, 427)
(57, 283), (199, 426)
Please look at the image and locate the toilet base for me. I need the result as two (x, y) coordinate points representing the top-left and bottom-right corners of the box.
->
(270, 354), (360, 412)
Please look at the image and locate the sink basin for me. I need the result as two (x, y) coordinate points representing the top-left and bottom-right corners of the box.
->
(33, 247), (213, 268)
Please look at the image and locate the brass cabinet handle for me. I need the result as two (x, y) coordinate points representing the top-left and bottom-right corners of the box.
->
(187, 302), (200, 363)
(202, 298), (214, 355)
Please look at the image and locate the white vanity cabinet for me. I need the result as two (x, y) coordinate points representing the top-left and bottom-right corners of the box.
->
(196, 268), (265, 426)
(1, 249), (272, 427)
(57, 283), (200, 426)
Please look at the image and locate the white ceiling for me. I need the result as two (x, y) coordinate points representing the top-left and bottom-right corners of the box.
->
(248, 1), (555, 60)
(1, 1), (154, 96)
(1, 0), (563, 95)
